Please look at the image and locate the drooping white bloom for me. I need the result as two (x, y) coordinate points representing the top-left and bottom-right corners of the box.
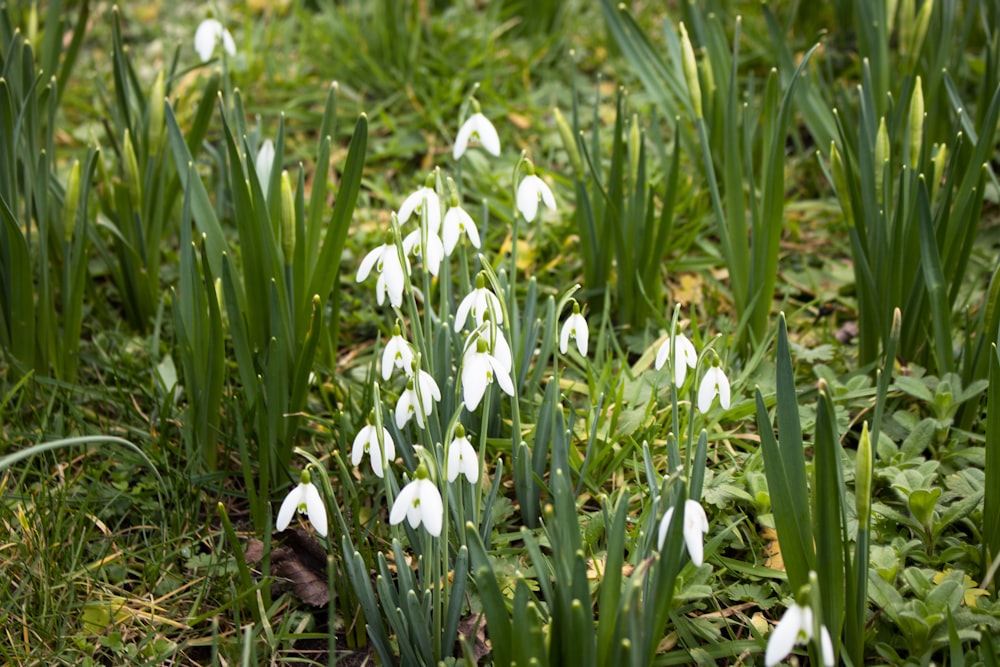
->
(381, 327), (414, 380)
(447, 426), (478, 483)
(455, 273), (503, 332)
(559, 302), (589, 356)
(483, 321), (512, 375)
(697, 364), (731, 413)
(276, 473), (327, 537)
(655, 332), (698, 387)
(453, 112), (501, 160)
(397, 186), (442, 232)
(194, 19), (236, 63)
(390, 475), (444, 536)
(765, 604), (835, 667)
(516, 173), (556, 222)
(351, 421), (396, 478)
(657, 498), (709, 566)
(402, 226), (446, 277)
(356, 237), (409, 308)
(461, 335), (515, 411)
(395, 370), (442, 429)
(255, 139), (275, 197)
(442, 203), (481, 255)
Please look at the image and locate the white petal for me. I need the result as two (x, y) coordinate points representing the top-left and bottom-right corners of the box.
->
(655, 338), (671, 370)
(492, 357), (515, 396)
(462, 354), (490, 411)
(418, 479), (444, 536)
(765, 605), (808, 667)
(682, 499), (709, 566)
(397, 189), (424, 225)
(255, 139), (274, 195)
(559, 319), (572, 354)
(352, 426), (370, 466)
(677, 335), (698, 368)
(356, 245), (384, 283)
(424, 234), (444, 276)
(491, 328), (513, 373)
(697, 369), (718, 413)
(418, 371), (442, 407)
(389, 482), (417, 526)
(194, 19), (233, 62)
(275, 484), (301, 531)
(472, 114), (501, 156)
(516, 177), (540, 222)
(455, 291), (476, 332)
(568, 313), (589, 356)
(657, 506), (675, 551)
(449, 438), (478, 483)
(303, 482), (328, 537)
(819, 625), (835, 666)
(396, 392), (414, 429)
(381, 427), (396, 462)
(716, 368), (732, 409)
(537, 178), (556, 212)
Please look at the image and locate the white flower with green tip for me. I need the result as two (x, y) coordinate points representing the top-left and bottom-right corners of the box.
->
(559, 300), (589, 356)
(765, 603), (835, 666)
(390, 467), (443, 537)
(276, 469), (327, 537)
(657, 498), (709, 566)
(194, 19), (236, 62)
(447, 425), (478, 483)
(453, 110), (501, 160)
(697, 360), (731, 413)
(655, 332), (697, 387)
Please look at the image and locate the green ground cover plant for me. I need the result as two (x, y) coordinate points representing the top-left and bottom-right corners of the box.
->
(1, 0), (999, 665)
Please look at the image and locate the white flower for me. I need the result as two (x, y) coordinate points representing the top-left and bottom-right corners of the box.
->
(657, 498), (709, 566)
(442, 204), (481, 255)
(697, 364), (731, 413)
(390, 476), (443, 537)
(255, 139), (275, 197)
(402, 227), (446, 277)
(397, 186), (442, 232)
(461, 335), (515, 411)
(655, 332), (698, 387)
(194, 19), (236, 63)
(453, 112), (501, 160)
(559, 303), (589, 356)
(395, 370), (441, 429)
(765, 604), (835, 667)
(356, 238), (409, 308)
(382, 328), (414, 380)
(455, 274), (503, 332)
(516, 173), (556, 222)
(351, 422), (396, 478)
(447, 427), (478, 483)
(276, 476), (327, 537)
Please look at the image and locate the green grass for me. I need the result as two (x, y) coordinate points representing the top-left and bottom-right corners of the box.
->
(1, 0), (999, 665)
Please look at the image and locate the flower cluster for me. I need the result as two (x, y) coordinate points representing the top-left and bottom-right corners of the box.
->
(653, 328), (731, 413)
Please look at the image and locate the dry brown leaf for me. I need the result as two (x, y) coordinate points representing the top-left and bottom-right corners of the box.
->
(456, 614), (491, 663)
(761, 527), (785, 571)
(271, 529), (330, 607)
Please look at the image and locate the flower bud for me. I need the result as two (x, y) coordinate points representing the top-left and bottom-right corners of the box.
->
(931, 142), (946, 202)
(122, 129), (142, 206)
(830, 141), (854, 227)
(910, 0), (933, 60)
(62, 159), (81, 244)
(874, 117), (889, 203)
(856, 422), (873, 525)
(280, 170), (295, 262)
(908, 76), (924, 169)
(679, 22), (702, 120)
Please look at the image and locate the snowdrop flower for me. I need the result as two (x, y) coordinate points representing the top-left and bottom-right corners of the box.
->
(194, 19), (236, 63)
(516, 160), (556, 222)
(397, 179), (442, 232)
(402, 226), (445, 277)
(255, 139), (275, 197)
(395, 369), (442, 429)
(559, 300), (589, 356)
(481, 317), (512, 375)
(381, 323), (414, 380)
(442, 201), (481, 255)
(453, 104), (501, 160)
(276, 468), (327, 537)
(655, 331), (698, 387)
(455, 272), (503, 332)
(352, 413), (396, 478)
(657, 498), (709, 566)
(390, 466), (443, 537)
(765, 603), (835, 667)
(447, 424), (478, 483)
(356, 232), (409, 308)
(697, 357), (731, 413)
(462, 335), (515, 411)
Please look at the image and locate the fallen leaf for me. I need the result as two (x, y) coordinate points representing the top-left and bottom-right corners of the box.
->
(271, 529), (330, 607)
(456, 614), (491, 663)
